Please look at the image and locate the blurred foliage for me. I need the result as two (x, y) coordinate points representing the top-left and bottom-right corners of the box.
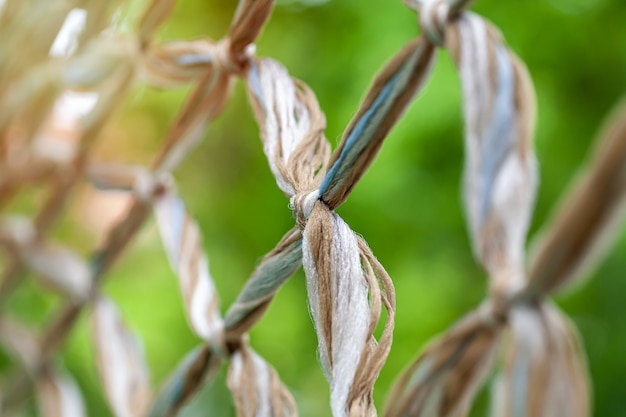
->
(4, 0), (626, 416)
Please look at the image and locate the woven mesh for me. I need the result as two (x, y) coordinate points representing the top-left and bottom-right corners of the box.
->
(0, 1), (625, 416)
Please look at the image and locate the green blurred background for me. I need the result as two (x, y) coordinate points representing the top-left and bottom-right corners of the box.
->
(4, 0), (626, 415)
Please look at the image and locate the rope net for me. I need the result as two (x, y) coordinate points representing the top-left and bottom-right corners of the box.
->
(0, 0), (625, 416)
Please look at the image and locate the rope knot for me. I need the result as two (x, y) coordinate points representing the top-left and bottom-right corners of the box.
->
(289, 189), (321, 229)
(482, 267), (530, 325)
(134, 170), (173, 203)
(212, 38), (255, 75)
(478, 299), (508, 329)
(420, 0), (451, 46)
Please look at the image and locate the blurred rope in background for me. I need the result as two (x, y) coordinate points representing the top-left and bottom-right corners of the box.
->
(0, 0), (625, 416)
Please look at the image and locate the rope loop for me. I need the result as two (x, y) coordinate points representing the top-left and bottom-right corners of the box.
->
(420, 0), (451, 46)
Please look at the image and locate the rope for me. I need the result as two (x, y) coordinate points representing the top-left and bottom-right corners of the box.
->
(384, 2), (626, 417)
(0, 0), (625, 416)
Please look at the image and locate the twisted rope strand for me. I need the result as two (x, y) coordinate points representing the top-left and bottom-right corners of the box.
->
(385, 2), (626, 416)
(244, 36), (439, 412)
(0, 0), (275, 412)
